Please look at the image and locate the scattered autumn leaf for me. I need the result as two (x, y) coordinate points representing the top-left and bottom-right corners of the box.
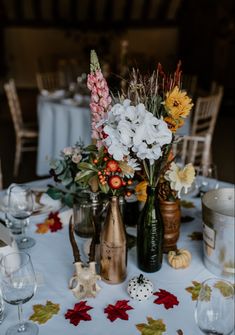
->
(180, 200), (195, 208)
(104, 300), (133, 322)
(188, 231), (203, 240)
(35, 212), (63, 234)
(65, 301), (93, 326)
(185, 281), (202, 300)
(136, 316), (166, 335)
(214, 280), (234, 297)
(29, 300), (60, 324)
(181, 215), (194, 223)
(35, 219), (53, 234)
(48, 212), (63, 232)
(153, 289), (179, 309)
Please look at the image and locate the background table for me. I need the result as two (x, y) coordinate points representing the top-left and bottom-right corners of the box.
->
(0, 178), (234, 335)
(36, 97), (92, 176)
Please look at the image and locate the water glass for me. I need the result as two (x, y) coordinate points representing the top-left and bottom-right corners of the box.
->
(195, 277), (234, 335)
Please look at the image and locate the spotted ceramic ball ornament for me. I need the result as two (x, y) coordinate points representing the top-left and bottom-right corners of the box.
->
(127, 274), (153, 301)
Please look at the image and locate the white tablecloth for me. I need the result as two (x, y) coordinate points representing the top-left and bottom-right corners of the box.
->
(0, 179), (234, 335)
(36, 97), (92, 176)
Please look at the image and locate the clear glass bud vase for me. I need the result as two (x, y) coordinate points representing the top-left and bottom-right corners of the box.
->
(137, 186), (164, 272)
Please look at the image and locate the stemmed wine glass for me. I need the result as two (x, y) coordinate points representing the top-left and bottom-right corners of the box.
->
(195, 278), (235, 335)
(8, 184), (36, 249)
(0, 252), (39, 335)
(196, 163), (219, 196)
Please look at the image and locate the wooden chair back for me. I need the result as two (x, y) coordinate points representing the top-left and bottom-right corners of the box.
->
(36, 72), (64, 92)
(191, 89), (223, 137)
(173, 134), (212, 168)
(4, 79), (23, 134)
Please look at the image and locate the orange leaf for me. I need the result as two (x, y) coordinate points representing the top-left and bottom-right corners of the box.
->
(36, 223), (50, 234)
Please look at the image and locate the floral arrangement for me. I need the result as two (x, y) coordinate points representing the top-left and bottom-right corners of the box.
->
(48, 51), (194, 205)
(95, 60), (193, 189)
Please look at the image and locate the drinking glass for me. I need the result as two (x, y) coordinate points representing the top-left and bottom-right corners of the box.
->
(196, 163), (219, 196)
(0, 252), (39, 335)
(195, 278), (234, 335)
(8, 184), (35, 249)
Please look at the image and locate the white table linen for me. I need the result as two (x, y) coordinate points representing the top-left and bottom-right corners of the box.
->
(36, 97), (92, 176)
(0, 178), (234, 335)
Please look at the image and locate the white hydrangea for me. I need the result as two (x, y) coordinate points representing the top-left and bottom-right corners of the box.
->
(102, 99), (172, 164)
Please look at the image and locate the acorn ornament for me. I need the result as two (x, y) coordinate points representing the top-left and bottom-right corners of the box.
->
(127, 274), (153, 301)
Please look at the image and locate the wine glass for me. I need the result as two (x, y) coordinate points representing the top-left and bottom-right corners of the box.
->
(195, 277), (235, 335)
(0, 252), (39, 335)
(8, 184), (36, 249)
(196, 163), (219, 196)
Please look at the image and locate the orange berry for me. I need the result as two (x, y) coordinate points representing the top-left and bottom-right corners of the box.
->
(127, 180), (133, 185)
(98, 171), (102, 175)
(104, 157), (108, 161)
(126, 191), (132, 197)
(93, 159), (98, 164)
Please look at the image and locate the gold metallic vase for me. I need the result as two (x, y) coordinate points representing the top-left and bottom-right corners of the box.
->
(100, 196), (127, 284)
(160, 200), (181, 253)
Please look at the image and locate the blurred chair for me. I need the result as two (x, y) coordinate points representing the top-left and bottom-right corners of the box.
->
(173, 134), (212, 168)
(181, 74), (198, 99)
(4, 79), (38, 177)
(191, 89), (223, 138)
(210, 81), (224, 95)
(36, 72), (65, 92)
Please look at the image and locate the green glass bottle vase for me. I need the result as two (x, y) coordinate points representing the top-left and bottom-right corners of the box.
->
(137, 186), (164, 272)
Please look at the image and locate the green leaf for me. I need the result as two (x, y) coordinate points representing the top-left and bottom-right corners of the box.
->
(29, 301), (60, 324)
(199, 284), (211, 301)
(78, 162), (98, 171)
(136, 317), (166, 335)
(53, 160), (66, 174)
(214, 281), (234, 297)
(99, 182), (109, 194)
(63, 193), (75, 208)
(185, 281), (202, 301)
(75, 170), (94, 182)
(46, 187), (63, 200)
(84, 144), (97, 152)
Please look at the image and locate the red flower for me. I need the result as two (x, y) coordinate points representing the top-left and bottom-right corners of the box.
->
(104, 300), (133, 322)
(65, 301), (93, 326)
(153, 289), (179, 309)
(108, 175), (122, 189)
(106, 160), (119, 172)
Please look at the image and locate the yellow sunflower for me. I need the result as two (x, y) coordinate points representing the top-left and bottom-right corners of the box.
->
(164, 116), (184, 133)
(163, 86), (193, 119)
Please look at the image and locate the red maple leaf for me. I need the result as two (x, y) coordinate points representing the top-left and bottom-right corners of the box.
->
(48, 212), (63, 232)
(153, 289), (179, 309)
(65, 301), (93, 326)
(104, 300), (133, 322)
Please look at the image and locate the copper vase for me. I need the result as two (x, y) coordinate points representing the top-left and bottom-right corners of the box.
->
(160, 200), (181, 253)
(100, 196), (127, 284)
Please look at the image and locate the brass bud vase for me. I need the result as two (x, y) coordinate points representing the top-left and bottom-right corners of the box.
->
(100, 196), (127, 284)
(160, 200), (181, 253)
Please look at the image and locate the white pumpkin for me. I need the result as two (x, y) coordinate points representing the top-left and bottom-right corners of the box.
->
(127, 274), (153, 301)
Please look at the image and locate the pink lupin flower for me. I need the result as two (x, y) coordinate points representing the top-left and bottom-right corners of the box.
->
(87, 50), (112, 146)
